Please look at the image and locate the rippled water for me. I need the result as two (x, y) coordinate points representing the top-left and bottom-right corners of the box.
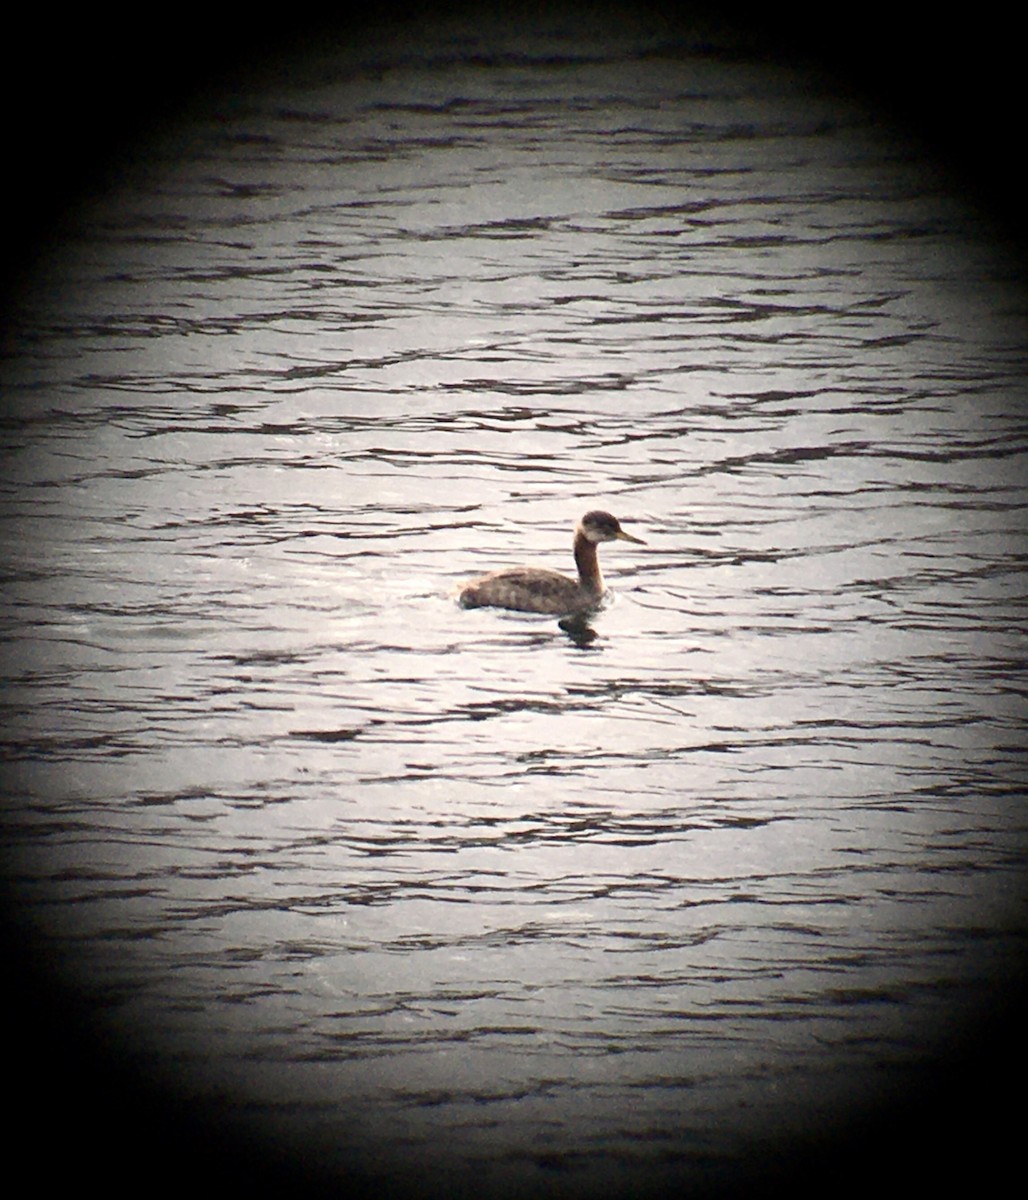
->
(2, 11), (1027, 1199)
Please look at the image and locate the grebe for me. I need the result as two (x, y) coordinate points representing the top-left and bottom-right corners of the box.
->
(458, 511), (645, 615)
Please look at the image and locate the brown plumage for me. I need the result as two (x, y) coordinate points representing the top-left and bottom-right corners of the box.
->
(458, 511), (645, 615)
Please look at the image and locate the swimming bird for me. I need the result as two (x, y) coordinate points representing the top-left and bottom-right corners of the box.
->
(458, 510), (645, 615)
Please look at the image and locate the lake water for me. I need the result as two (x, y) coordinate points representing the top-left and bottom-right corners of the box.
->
(2, 10), (1026, 1198)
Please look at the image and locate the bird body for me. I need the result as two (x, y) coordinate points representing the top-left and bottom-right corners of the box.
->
(458, 511), (645, 616)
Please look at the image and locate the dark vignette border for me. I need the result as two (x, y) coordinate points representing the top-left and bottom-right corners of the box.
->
(2, 4), (1025, 1197)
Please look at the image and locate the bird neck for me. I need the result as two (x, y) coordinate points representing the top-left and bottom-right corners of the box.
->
(574, 530), (604, 594)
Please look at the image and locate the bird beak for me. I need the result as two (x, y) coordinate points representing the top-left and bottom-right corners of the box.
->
(616, 529), (646, 545)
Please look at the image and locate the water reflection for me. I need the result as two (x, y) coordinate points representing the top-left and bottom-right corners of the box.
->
(559, 613), (600, 646)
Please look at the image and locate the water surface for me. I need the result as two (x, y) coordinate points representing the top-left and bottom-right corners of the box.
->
(2, 12), (1026, 1198)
